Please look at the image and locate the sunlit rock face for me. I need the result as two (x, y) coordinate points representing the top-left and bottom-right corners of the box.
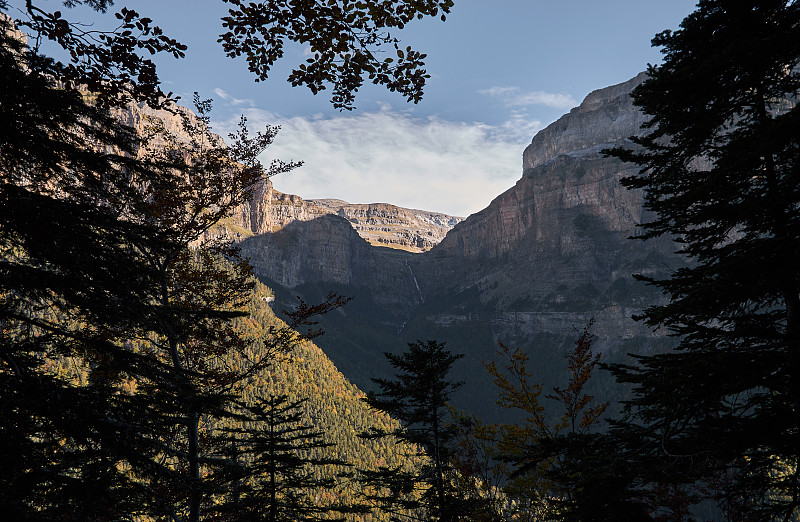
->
(310, 199), (463, 252)
(228, 184), (462, 251)
(435, 71), (650, 261)
(522, 72), (649, 171)
(406, 72), (676, 350)
(232, 180), (328, 237)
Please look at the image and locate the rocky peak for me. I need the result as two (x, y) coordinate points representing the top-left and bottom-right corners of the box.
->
(434, 73), (651, 261)
(310, 199), (463, 252)
(522, 72), (648, 171)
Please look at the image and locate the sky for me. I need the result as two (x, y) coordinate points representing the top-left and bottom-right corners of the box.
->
(11, 0), (698, 216)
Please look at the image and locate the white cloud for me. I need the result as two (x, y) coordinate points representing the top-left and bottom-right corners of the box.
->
(214, 107), (542, 217)
(213, 87), (253, 107)
(479, 86), (576, 109)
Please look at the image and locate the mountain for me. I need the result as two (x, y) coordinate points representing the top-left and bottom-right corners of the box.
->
(235, 73), (686, 422)
(310, 199), (463, 252)
(107, 95), (462, 255)
(224, 180), (461, 252)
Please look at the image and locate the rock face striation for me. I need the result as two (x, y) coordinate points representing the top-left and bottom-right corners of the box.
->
(310, 199), (463, 252)
(226, 183), (461, 252)
(235, 73), (685, 420)
(110, 101), (461, 251)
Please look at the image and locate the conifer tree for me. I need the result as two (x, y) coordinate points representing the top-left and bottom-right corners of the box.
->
(0, 15), (183, 519)
(1, 1), (453, 518)
(211, 394), (353, 522)
(361, 340), (484, 521)
(606, 1), (800, 518)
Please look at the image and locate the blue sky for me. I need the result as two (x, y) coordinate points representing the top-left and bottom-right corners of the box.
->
(11, 0), (697, 216)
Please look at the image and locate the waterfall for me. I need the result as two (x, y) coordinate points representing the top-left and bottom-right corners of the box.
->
(405, 261), (424, 304)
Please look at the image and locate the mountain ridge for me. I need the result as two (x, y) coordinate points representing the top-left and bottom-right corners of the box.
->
(232, 73), (684, 421)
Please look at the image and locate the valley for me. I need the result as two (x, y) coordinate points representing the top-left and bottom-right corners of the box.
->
(230, 72), (686, 421)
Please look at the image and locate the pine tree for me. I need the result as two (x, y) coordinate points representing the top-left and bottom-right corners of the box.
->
(361, 340), (483, 521)
(211, 394), (353, 521)
(605, 1), (800, 519)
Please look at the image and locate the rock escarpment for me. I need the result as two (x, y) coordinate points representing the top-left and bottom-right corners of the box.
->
(310, 199), (463, 252)
(237, 74), (684, 421)
(227, 184), (461, 252)
(522, 72), (649, 171)
(408, 73), (675, 348)
(111, 102), (460, 251)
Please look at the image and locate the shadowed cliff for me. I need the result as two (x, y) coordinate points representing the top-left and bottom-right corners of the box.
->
(236, 73), (685, 421)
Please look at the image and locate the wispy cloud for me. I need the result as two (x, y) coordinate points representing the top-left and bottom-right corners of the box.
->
(214, 106), (542, 217)
(479, 86), (576, 109)
(213, 88), (253, 107)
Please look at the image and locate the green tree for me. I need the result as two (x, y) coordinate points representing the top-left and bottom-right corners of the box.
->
(361, 340), (481, 521)
(605, 1), (800, 519)
(0, 27), (287, 517)
(212, 394), (354, 521)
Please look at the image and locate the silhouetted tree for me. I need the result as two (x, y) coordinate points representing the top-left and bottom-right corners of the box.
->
(606, 1), (800, 519)
(0, 15), (181, 518)
(1, 0), (453, 518)
(0, 9), (291, 520)
(362, 340), (486, 521)
(478, 323), (642, 521)
(211, 394), (354, 521)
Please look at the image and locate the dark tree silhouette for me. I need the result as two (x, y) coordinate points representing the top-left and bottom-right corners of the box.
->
(212, 394), (353, 522)
(1, 0), (451, 518)
(361, 340), (484, 521)
(606, 1), (800, 519)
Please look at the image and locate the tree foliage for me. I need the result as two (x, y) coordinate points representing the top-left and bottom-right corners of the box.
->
(1, 4), (297, 520)
(212, 394), (354, 521)
(606, 1), (800, 519)
(219, 0), (455, 109)
(361, 340), (485, 521)
(9, 0), (454, 110)
(474, 323), (622, 521)
(1, 0), (454, 517)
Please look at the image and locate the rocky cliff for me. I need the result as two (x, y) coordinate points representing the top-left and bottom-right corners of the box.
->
(310, 199), (463, 252)
(237, 73), (685, 421)
(227, 184), (461, 252)
(112, 101), (460, 252)
(402, 73), (678, 354)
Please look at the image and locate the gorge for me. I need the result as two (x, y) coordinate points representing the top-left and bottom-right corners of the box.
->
(230, 72), (686, 421)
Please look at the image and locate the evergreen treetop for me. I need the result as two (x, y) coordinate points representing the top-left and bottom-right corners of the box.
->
(606, 1), (800, 518)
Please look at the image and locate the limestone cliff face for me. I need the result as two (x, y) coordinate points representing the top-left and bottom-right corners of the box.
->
(207, 73), (686, 420)
(408, 73), (676, 349)
(522, 72), (649, 170)
(245, 74), (679, 347)
(310, 199), (463, 252)
(228, 187), (460, 253)
(231, 180), (327, 237)
(435, 73), (649, 262)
